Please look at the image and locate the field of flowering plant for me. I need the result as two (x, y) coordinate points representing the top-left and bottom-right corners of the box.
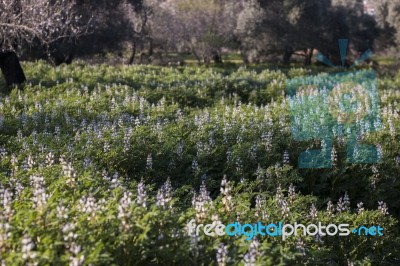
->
(0, 61), (399, 265)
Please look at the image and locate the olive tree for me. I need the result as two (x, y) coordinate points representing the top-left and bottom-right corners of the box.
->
(236, 0), (379, 65)
(148, 0), (238, 64)
(0, 0), (90, 88)
(235, 0), (332, 64)
(372, 0), (400, 53)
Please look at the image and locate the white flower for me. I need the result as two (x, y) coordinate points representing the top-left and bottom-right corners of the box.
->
(57, 203), (68, 220)
(378, 201), (389, 215)
(283, 150), (290, 165)
(21, 234), (37, 262)
(309, 203), (318, 220)
(254, 195), (268, 220)
(62, 222), (84, 266)
(244, 239), (260, 266)
(110, 172), (122, 189)
(296, 239), (306, 256)
(137, 179), (147, 208)
(331, 146), (337, 167)
(118, 191), (133, 231)
(46, 152), (54, 166)
(192, 182), (212, 222)
(60, 157), (76, 187)
(336, 192), (350, 213)
(220, 175), (232, 212)
(216, 243), (229, 266)
(326, 201), (334, 216)
(30, 175), (49, 210)
(288, 184), (296, 203)
(156, 178), (173, 209)
(77, 195), (106, 221)
(357, 202), (364, 214)
(146, 154), (153, 170)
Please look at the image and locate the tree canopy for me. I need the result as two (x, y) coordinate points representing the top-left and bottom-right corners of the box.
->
(1, 0), (399, 65)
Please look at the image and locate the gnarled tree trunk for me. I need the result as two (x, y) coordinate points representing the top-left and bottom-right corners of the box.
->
(127, 42), (136, 65)
(211, 50), (222, 64)
(0, 51), (26, 92)
(283, 47), (294, 65)
(304, 48), (314, 66)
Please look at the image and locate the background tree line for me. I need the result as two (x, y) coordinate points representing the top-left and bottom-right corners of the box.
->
(2, 0), (400, 66)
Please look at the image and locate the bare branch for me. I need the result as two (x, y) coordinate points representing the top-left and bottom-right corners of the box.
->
(0, 0), (91, 51)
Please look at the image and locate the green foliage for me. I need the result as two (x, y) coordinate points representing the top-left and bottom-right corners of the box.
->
(0, 62), (399, 265)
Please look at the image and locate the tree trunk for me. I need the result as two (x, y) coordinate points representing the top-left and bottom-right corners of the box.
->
(50, 53), (74, 66)
(139, 52), (145, 64)
(240, 46), (249, 65)
(147, 39), (153, 63)
(127, 42), (136, 65)
(283, 47), (293, 65)
(191, 47), (201, 64)
(0, 51), (26, 92)
(212, 50), (223, 64)
(304, 48), (314, 66)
